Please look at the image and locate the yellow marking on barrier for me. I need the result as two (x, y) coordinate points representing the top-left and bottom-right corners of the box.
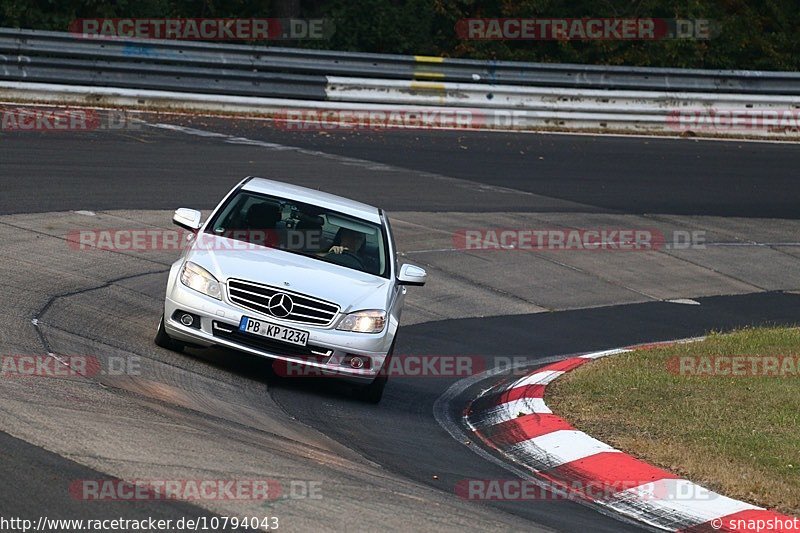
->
(414, 55), (445, 63)
(410, 81), (446, 92)
(412, 71), (446, 81)
(413, 55), (445, 81)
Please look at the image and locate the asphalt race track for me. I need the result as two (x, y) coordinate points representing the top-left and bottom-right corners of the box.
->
(2, 114), (800, 532)
(3, 115), (800, 217)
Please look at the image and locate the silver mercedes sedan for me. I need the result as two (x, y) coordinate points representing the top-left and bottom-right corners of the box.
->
(155, 176), (426, 403)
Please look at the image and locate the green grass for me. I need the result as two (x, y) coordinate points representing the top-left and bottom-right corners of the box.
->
(548, 327), (800, 515)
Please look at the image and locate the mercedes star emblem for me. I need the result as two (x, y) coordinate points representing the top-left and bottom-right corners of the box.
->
(267, 293), (294, 318)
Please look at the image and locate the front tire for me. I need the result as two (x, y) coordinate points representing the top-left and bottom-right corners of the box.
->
(354, 372), (388, 404)
(154, 314), (185, 352)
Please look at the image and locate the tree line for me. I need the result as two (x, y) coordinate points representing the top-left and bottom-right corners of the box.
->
(2, 0), (798, 70)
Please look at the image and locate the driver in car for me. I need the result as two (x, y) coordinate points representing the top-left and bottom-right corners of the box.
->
(321, 227), (377, 273)
(327, 227), (366, 256)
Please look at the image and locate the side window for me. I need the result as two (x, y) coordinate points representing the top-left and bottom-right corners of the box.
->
(212, 194), (249, 232)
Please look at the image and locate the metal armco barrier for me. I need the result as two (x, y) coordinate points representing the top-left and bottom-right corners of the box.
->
(1, 27), (799, 136)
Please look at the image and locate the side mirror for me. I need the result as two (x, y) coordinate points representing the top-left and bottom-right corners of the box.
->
(398, 264), (427, 286)
(173, 208), (202, 232)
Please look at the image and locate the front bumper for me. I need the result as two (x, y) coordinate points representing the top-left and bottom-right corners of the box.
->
(163, 275), (393, 385)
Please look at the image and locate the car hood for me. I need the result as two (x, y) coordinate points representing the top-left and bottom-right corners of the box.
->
(186, 235), (391, 312)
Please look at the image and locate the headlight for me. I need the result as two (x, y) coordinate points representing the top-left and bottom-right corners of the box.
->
(336, 310), (386, 333)
(180, 261), (222, 300)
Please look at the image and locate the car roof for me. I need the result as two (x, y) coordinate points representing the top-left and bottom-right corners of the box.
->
(241, 177), (381, 224)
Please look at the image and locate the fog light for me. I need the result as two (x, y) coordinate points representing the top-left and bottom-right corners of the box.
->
(172, 310), (201, 329)
(341, 354), (371, 369)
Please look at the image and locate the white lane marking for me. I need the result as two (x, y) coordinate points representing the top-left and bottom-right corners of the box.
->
(147, 123), (229, 138)
(73, 210), (96, 216)
(401, 247), (460, 254)
(667, 298), (701, 305)
(224, 136), (294, 150)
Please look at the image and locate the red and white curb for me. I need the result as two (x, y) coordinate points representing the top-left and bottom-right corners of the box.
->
(464, 341), (797, 532)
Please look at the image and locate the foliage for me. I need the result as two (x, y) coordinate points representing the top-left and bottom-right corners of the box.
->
(1, 0), (798, 70)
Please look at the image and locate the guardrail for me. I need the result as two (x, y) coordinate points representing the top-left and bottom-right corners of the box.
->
(1, 27), (799, 137)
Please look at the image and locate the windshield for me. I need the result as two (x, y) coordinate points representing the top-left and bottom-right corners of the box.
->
(205, 190), (389, 278)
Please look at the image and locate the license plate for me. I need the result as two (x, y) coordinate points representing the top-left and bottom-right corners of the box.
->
(238, 317), (309, 346)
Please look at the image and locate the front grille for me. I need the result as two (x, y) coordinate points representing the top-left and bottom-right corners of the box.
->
(227, 279), (340, 326)
(212, 321), (332, 361)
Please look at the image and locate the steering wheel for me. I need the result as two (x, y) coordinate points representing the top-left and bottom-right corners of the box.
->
(326, 251), (365, 270)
